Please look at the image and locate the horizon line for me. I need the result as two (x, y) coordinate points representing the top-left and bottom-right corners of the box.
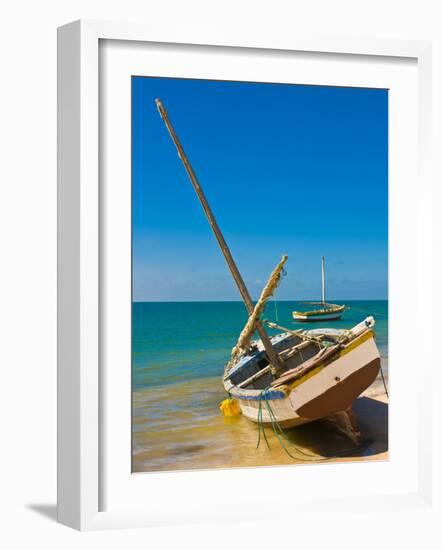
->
(132, 298), (388, 303)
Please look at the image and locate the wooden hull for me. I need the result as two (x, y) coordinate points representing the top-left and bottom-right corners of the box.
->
(293, 312), (343, 322)
(235, 331), (380, 427)
(292, 304), (345, 322)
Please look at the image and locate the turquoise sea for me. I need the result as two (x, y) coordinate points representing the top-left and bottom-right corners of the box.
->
(132, 300), (388, 390)
(132, 300), (388, 472)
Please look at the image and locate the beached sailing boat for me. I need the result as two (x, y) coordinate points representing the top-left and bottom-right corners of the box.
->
(292, 256), (345, 321)
(155, 99), (381, 444)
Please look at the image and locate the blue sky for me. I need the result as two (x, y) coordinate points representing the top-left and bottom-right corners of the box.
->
(132, 77), (388, 302)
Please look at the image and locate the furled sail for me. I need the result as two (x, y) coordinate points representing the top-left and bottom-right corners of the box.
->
(226, 255), (288, 375)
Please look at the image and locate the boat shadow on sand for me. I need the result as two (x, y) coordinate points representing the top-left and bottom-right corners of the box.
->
(281, 396), (388, 459)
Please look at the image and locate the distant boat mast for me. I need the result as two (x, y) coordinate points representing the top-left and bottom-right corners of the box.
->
(322, 256), (326, 305)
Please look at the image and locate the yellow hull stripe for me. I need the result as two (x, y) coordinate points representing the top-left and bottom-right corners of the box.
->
(286, 330), (375, 391)
(288, 365), (324, 390)
(338, 329), (374, 358)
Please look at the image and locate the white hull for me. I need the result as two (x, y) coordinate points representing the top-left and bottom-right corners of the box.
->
(293, 312), (343, 322)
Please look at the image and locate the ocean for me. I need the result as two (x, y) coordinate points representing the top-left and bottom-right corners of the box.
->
(132, 300), (388, 472)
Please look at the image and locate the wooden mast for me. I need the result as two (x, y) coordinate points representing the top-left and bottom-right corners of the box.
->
(321, 256), (326, 305)
(155, 98), (284, 374)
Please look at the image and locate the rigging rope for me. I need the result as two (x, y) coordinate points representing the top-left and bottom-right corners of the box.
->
(345, 305), (388, 318)
(379, 367), (389, 397)
(263, 319), (327, 345)
(274, 298), (279, 322)
(265, 266), (287, 324)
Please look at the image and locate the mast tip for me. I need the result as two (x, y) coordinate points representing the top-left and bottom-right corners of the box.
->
(155, 98), (164, 113)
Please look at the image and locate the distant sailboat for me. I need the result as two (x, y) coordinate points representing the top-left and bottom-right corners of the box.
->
(292, 257), (345, 322)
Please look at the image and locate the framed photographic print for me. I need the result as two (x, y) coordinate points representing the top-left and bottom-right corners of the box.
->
(131, 77), (389, 473)
(57, 19), (434, 530)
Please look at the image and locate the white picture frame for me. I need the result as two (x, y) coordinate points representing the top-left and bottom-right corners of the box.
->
(57, 19), (434, 531)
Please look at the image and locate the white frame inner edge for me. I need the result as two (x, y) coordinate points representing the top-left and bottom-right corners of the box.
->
(57, 19), (433, 531)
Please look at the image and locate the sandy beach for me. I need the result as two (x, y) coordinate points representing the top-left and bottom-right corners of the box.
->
(132, 367), (388, 473)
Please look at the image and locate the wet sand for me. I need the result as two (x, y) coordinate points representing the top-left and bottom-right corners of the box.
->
(132, 365), (388, 473)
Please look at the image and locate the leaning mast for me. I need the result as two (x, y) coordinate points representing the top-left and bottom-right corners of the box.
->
(155, 99), (284, 374)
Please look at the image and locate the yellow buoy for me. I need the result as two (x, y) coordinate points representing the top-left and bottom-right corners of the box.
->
(219, 397), (241, 417)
